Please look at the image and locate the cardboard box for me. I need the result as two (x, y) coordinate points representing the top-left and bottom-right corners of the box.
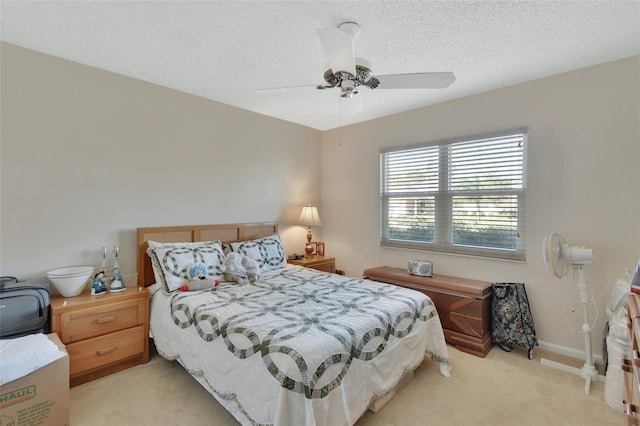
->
(0, 333), (69, 426)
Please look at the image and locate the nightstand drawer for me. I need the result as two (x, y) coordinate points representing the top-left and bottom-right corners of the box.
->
(61, 299), (140, 343)
(67, 325), (145, 376)
(309, 261), (335, 273)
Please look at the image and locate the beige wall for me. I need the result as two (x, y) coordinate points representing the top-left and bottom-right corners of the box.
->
(2, 41), (639, 358)
(0, 43), (321, 281)
(321, 56), (640, 358)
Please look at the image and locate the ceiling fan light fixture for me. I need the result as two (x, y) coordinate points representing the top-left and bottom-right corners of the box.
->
(322, 69), (340, 87)
(354, 57), (372, 79)
(322, 64), (376, 94)
(335, 70), (355, 80)
(340, 80), (357, 98)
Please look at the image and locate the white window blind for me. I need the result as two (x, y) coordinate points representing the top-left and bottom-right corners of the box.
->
(380, 130), (527, 261)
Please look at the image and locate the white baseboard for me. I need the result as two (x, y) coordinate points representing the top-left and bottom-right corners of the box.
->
(537, 340), (605, 366)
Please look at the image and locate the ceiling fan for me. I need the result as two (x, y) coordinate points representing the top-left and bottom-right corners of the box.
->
(258, 21), (456, 99)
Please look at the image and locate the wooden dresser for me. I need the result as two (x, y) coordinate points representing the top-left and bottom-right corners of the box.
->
(363, 266), (493, 357)
(624, 293), (640, 424)
(50, 286), (149, 386)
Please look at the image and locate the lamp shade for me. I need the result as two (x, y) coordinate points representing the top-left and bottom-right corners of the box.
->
(299, 206), (322, 227)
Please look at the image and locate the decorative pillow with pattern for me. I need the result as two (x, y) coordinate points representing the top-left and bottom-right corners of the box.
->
(147, 240), (219, 290)
(229, 234), (286, 272)
(148, 241), (225, 292)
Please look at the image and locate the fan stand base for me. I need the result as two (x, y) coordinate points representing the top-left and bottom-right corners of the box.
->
(539, 358), (605, 394)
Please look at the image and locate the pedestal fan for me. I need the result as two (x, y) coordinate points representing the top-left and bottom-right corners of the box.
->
(541, 232), (605, 394)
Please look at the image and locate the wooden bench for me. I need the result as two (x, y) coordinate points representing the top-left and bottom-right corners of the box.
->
(363, 266), (493, 357)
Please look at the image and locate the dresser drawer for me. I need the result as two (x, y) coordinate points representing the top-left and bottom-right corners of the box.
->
(60, 299), (140, 343)
(67, 325), (145, 376)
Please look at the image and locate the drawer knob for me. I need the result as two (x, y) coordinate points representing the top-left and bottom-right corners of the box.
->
(96, 315), (117, 324)
(96, 345), (117, 356)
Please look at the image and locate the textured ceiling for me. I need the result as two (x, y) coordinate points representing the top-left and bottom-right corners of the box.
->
(1, 1), (639, 131)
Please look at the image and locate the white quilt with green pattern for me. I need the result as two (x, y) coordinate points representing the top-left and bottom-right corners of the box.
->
(150, 264), (450, 426)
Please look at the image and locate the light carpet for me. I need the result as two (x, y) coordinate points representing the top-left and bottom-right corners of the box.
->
(70, 344), (624, 425)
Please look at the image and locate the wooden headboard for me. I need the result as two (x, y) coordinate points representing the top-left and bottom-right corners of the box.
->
(136, 222), (278, 287)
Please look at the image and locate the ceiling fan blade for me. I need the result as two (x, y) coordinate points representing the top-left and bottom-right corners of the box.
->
(375, 72), (456, 89)
(255, 83), (323, 93)
(317, 26), (356, 76)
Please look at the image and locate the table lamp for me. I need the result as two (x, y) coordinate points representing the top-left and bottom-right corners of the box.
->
(299, 205), (322, 257)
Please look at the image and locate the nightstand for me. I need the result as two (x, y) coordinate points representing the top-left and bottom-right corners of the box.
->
(50, 286), (149, 387)
(288, 255), (336, 273)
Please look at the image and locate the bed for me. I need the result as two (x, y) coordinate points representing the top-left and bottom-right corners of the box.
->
(137, 223), (450, 426)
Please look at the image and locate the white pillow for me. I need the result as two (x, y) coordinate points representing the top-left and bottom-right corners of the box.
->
(147, 241), (225, 292)
(229, 234), (286, 272)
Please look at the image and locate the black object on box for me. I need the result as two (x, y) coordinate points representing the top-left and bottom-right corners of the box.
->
(0, 276), (50, 338)
(491, 282), (538, 359)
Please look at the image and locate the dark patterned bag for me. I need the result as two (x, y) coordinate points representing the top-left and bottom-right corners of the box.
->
(491, 282), (538, 359)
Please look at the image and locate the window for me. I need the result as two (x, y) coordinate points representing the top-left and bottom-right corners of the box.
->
(380, 130), (527, 261)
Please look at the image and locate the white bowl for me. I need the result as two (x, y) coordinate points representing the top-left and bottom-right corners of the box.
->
(47, 266), (94, 297)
